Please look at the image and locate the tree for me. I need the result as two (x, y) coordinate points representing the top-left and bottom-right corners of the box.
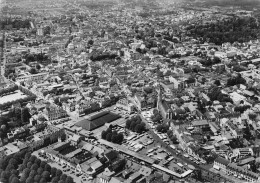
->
(29, 170), (36, 178)
(60, 174), (67, 181)
(51, 176), (60, 183)
(130, 121), (137, 131)
(1, 171), (10, 180)
(0, 178), (7, 183)
(117, 133), (124, 143)
(40, 161), (46, 169)
(41, 171), (50, 181)
(24, 152), (31, 160)
(29, 68), (37, 74)
(8, 158), (18, 168)
(19, 164), (26, 173)
(88, 40), (94, 45)
(106, 133), (112, 142)
(39, 178), (47, 183)
(21, 168), (30, 179)
(55, 169), (62, 177)
(21, 108), (31, 123)
(26, 177), (34, 183)
(50, 167), (57, 177)
(126, 120), (131, 129)
(34, 158), (41, 166)
(171, 135), (178, 144)
(44, 164), (51, 172)
(101, 131), (107, 139)
(37, 167), (44, 175)
(214, 80), (221, 86)
(10, 177), (20, 183)
(36, 64), (41, 70)
(111, 134), (118, 143)
(31, 164), (38, 171)
(0, 159), (8, 170)
(11, 169), (18, 176)
(135, 124), (143, 133)
(34, 175), (41, 182)
(26, 162), (33, 169)
(6, 164), (15, 171)
(65, 176), (74, 183)
(249, 113), (257, 121)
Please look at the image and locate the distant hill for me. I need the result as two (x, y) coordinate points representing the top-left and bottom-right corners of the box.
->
(189, 0), (260, 9)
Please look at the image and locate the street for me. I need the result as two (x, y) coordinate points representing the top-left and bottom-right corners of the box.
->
(139, 113), (236, 183)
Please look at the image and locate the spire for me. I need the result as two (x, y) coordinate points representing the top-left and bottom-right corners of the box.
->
(157, 81), (162, 110)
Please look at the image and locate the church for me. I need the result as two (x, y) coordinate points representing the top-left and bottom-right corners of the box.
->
(157, 83), (173, 119)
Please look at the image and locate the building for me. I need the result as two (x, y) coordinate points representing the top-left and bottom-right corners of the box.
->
(7, 126), (30, 140)
(44, 140), (104, 177)
(226, 163), (259, 182)
(0, 141), (28, 158)
(116, 98), (134, 114)
(32, 125), (65, 149)
(191, 120), (209, 129)
(226, 120), (243, 138)
(169, 76), (186, 89)
(74, 111), (120, 131)
(213, 156), (230, 173)
(42, 103), (67, 121)
(37, 25), (44, 36)
(157, 83), (173, 119)
(134, 94), (146, 111)
(16, 72), (48, 84)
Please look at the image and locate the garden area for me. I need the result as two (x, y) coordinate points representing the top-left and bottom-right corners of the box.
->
(0, 150), (74, 183)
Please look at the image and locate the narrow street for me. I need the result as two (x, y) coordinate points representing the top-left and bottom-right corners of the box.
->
(140, 114), (236, 183)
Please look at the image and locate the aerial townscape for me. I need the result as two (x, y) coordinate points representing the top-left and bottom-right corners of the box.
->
(2, 0), (260, 183)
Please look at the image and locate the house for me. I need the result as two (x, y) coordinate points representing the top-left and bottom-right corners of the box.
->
(213, 156), (230, 173)
(134, 94), (146, 111)
(191, 120), (209, 129)
(42, 103), (67, 121)
(16, 72), (48, 84)
(116, 98), (135, 114)
(226, 163), (259, 182)
(168, 76), (186, 89)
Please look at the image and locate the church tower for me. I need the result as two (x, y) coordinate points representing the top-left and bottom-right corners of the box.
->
(157, 82), (162, 110)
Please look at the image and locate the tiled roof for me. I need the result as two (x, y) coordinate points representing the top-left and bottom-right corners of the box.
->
(215, 156), (230, 166)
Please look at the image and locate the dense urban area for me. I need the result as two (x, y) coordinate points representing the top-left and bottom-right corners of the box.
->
(1, 0), (260, 183)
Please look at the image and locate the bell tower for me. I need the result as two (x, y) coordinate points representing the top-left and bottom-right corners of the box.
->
(157, 81), (162, 110)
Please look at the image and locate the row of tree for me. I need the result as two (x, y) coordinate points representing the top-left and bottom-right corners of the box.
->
(226, 74), (246, 86)
(0, 106), (31, 140)
(0, 85), (18, 96)
(0, 19), (31, 30)
(186, 17), (260, 45)
(156, 123), (169, 133)
(125, 116), (146, 133)
(101, 127), (124, 144)
(17, 153), (74, 183)
(151, 109), (162, 123)
(207, 86), (233, 103)
(0, 96), (36, 111)
(167, 130), (178, 144)
(90, 52), (118, 61)
(23, 53), (50, 65)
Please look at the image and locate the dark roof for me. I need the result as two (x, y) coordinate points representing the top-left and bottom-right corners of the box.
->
(88, 111), (109, 121)
(238, 157), (255, 166)
(215, 156), (230, 166)
(161, 100), (171, 111)
(75, 111), (120, 131)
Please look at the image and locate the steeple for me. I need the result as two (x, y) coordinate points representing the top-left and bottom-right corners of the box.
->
(157, 81), (162, 110)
